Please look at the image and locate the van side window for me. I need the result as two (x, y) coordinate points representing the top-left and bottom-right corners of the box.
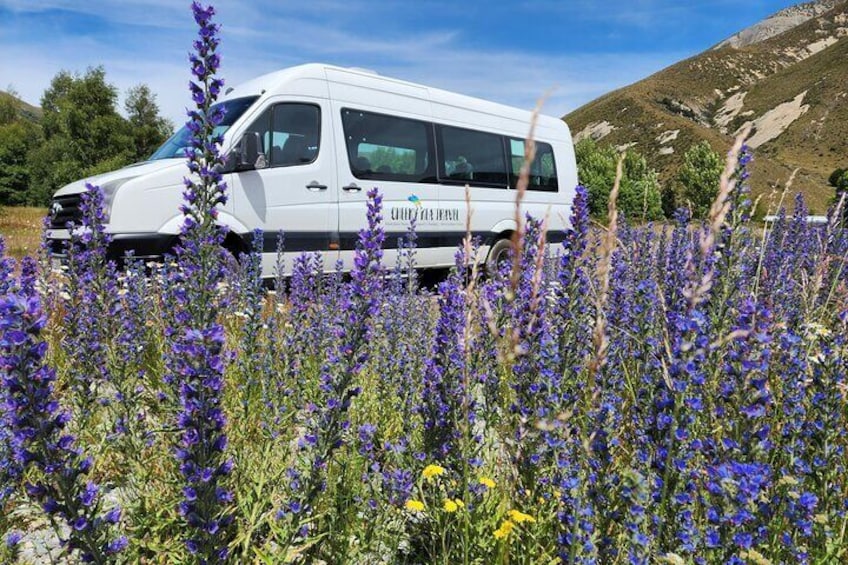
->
(341, 109), (436, 182)
(267, 104), (321, 167)
(437, 125), (508, 188)
(508, 139), (558, 192)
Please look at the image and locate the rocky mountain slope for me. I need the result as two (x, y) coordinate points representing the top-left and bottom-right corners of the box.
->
(565, 0), (848, 213)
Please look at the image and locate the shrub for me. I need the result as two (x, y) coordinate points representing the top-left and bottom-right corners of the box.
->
(575, 138), (664, 221)
(677, 140), (723, 219)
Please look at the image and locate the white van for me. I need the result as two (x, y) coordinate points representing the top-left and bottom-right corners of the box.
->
(46, 64), (577, 276)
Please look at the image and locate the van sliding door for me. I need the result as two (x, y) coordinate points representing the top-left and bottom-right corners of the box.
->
(332, 103), (449, 270)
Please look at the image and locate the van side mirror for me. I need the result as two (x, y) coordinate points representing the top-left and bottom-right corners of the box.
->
(231, 132), (267, 171)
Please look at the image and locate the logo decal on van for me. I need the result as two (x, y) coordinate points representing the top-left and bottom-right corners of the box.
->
(407, 194), (422, 208)
(389, 205), (462, 225)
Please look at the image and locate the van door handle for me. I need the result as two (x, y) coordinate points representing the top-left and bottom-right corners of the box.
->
(306, 181), (327, 191)
(342, 183), (362, 192)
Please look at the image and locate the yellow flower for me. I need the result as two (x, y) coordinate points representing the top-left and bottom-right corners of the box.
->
(404, 499), (425, 512)
(455, 499), (465, 509)
(479, 477), (496, 489)
(493, 520), (514, 539)
(422, 464), (446, 480)
(443, 499), (459, 513)
(507, 509), (536, 524)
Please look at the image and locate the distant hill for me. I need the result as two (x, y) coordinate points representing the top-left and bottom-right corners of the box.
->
(565, 0), (848, 214)
(0, 90), (42, 123)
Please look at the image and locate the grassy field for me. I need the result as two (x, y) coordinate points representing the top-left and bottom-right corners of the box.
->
(0, 207), (46, 260)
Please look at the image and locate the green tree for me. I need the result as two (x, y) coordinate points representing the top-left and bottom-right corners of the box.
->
(575, 138), (663, 221)
(835, 171), (848, 214)
(0, 92), (18, 125)
(828, 167), (848, 212)
(677, 140), (723, 219)
(0, 90), (43, 206)
(27, 67), (134, 205)
(125, 84), (174, 161)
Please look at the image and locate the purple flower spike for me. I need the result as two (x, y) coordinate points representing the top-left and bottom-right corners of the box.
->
(1, 290), (125, 562)
(164, 2), (235, 561)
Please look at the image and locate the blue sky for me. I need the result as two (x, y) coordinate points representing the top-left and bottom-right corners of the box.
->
(1, 0), (800, 125)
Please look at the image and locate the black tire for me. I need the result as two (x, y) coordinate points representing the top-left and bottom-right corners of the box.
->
(486, 237), (514, 277)
(222, 232), (249, 262)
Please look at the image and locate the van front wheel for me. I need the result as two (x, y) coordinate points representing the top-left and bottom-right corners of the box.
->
(486, 237), (514, 277)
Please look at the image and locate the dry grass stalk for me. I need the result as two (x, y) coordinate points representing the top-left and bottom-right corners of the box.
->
(463, 184), (477, 283)
(501, 97), (545, 359)
(754, 167), (798, 298)
(459, 184), (478, 451)
(587, 154), (623, 389)
(508, 98), (543, 299)
(684, 125), (751, 308)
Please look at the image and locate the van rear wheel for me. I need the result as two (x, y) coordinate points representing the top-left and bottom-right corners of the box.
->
(486, 237), (514, 277)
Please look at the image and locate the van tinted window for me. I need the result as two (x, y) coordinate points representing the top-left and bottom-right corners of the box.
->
(243, 103), (320, 168)
(437, 125), (507, 188)
(269, 104), (320, 167)
(342, 109), (435, 182)
(508, 139), (558, 192)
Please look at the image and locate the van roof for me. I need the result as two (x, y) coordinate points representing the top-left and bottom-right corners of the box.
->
(219, 63), (570, 139)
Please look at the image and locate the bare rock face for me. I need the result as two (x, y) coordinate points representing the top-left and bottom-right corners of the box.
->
(736, 91), (811, 148)
(716, 0), (842, 49)
(574, 120), (616, 143)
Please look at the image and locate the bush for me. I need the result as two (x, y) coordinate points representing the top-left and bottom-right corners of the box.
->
(829, 167), (845, 188)
(575, 138), (664, 220)
(677, 140), (723, 219)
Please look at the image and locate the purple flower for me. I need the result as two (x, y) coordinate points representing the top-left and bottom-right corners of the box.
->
(80, 481), (99, 507)
(106, 536), (128, 554)
(73, 517), (89, 531)
(104, 507), (122, 524)
(61, 183), (119, 418)
(5, 531), (22, 548)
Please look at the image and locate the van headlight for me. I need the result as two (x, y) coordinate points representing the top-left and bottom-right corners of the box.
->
(102, 179), (130, 222)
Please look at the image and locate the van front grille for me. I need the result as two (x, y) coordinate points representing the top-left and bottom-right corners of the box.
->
(49, 194), (83, 229)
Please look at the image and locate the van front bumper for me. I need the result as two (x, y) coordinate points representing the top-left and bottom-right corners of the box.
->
(46, 232), (178, 262)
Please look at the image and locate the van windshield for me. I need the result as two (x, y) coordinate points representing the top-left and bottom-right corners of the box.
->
(148, 96), (260, 161)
